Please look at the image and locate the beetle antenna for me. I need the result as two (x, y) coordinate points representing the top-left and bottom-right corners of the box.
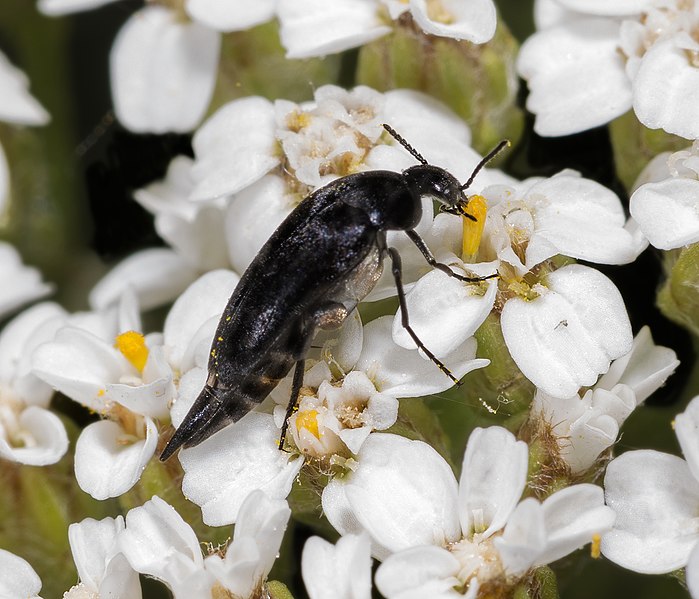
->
(461, 139), (510, 191)
(382, 124), (428, 166)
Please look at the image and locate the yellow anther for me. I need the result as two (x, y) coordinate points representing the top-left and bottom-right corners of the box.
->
(591, 533), (601, 559)
(296, 410), (320, 439)
(462, 194), (488, 260)
(286, 110), (311, 133)
(217, 336), (224, 342)
(97, 389), (106, 397)
(115, 331), (149, 373)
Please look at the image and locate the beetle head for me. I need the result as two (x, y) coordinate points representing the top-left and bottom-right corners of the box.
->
(403, 164), (469, 214)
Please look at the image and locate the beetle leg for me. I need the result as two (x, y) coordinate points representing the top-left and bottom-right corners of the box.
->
(387, 247), (462, 386)
(278, 358), (306, 452)
(406, 229), (498, 283)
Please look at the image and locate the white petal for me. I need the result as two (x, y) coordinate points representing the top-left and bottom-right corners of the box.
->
(119, 496), (209, 589)
(0, 406), (68, 466)
(163, 269), (239, 371)
(602, 450), (699, 573)
(0, 301), (66, 402)
(89, 248), (199, 311)
(458, 427), (528, 539)
(358, 316), (489, 398)
(206, 490), (290, 596)
(687, 542), (699, 599)
(596, 325), (679, 403)
(501, 265), (632, 398)
(225, 175), (293, 273)
(633, 38), (699, 140)
(179, 412), (304, 526)
(302, 533), (372, 599)
(186, 0), (275, 32)
(0, 51), (50, 125)
(495, 498), (546, 576)
(409, 0), (496, 44)
(278, 0), (391, 59)
(110, 6), (220, 133)
(375, 545), (461, 599)
(98, 553), (142, 599)
(32, 327), (127, 409)
(74, 418), (157, 500)
(524, 174), (645, 266)
(68, 516), (124, 591)
(537, 483), (615, 565)
(675, 397), (699, 484)
(38, 0), (118, 15)
(190, 97), (278, 200)
(0, 548), (42, 599)
(0, 242), (53, 319)
(517, 19), (631, 136)
(630, 178), (699, 249)
(392, 270), (496, 357)
(334, 433), (460, 557)
(555, 0), (650, 16)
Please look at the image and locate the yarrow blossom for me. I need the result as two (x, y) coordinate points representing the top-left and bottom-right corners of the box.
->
(602, 394), (699, 590)
(276, 0), (498, 59)
(321, 427), (614, 597)
(531, 326), (679, 474)
(518, 0), (699, 138)
(630, 140), (699, 249)
(395, 170), (645, 398)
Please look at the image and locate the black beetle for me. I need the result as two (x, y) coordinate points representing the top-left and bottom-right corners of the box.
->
(160, 125), (506, 461)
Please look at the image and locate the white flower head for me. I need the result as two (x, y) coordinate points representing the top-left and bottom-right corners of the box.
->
(630, 140), (699, 249)
(302, 532), (373, 599)
(277, 0), (497, 59)
(64, 516), (141, 599)
(396, 171), (638, 399)
(602, 394), (699, 577)
(118, 492), (290, 598)
(0, 302), (68, 466)
(0, 548), (42, 599)
(32, 296), (175, 499)
(110, 5), (220, 134)
(518, 0), (699, 139)
(532, 326), (679, 474)
(321, 427), (614, 597)
(0, 242), (53, 320)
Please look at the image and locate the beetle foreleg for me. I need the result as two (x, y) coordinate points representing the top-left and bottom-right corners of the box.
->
(406, 230), (498, 283)
(387, 247), (462, 386)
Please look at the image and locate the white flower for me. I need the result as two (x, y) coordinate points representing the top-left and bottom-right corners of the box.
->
(602, 394), (699, 576)
(109, 5), (220, 133)
(88, 248), (199, 312)
(0, 548), (42, 599)
(0, 302), (68, 466)
(397, 172), (639, 398)
(302, 533), (373, 599)
(630, 141), (699, 249)
(518, 0), (699, 139)
(32, 296), (175, 499)
(176, 309), (487, 526)
(532, 326), (679, 474)
(118, 492), (290, 598)
(64, 516), (141, 599)
(133, 155), (231, 272)
(277, 0), (497, 59)
(322, 427), (614, 596)
(0, 242), (53, 320)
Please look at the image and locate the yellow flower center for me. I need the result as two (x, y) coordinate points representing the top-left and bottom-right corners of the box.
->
(114, 331), (149, 373)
